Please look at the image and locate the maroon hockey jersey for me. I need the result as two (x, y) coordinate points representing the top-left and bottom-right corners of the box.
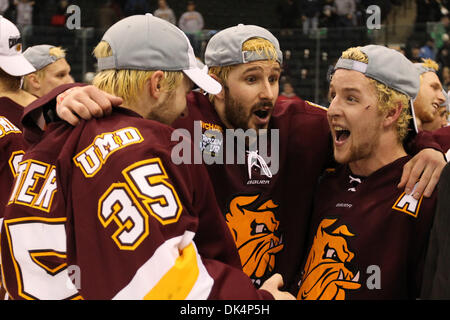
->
(0, 98), (25, 219)
(1, 102), (273, 300)
(296, 156), (436, 300)
(0, 97), (25, 130)
(172, 91), (332, 292)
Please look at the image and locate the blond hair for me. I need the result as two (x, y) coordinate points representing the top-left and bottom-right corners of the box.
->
(208, 37), (279, 101)
(92, 41), (184, 106)
(420, 58), (439, 72)
(340, 47), (411, 142)
(23, 46), (67, 91)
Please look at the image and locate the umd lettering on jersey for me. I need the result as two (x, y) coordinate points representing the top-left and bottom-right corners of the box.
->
(0, 116), (21, 138)
(8, 159), (57, 213)
(74, 127), (144, 178)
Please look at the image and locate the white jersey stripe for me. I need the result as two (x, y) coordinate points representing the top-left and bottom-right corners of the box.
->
(113, 231), (213, 300)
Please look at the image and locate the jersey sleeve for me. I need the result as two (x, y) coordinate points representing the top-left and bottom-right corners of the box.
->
(0, 119), (24, 300)
(431, 126), (450, 161)
(0, 119), (24, 217)
(406, 130), (446, 157)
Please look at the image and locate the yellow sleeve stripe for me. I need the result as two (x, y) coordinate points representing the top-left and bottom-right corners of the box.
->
(113, 231), (214, 300)
(144, 243), (198, 300)
(306, 101), (328, 112)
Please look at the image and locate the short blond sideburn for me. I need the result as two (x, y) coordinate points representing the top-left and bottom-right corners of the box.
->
(207, 37), (279, 101)
(340, 47), (411, 142)
(92, 41), (184, 106)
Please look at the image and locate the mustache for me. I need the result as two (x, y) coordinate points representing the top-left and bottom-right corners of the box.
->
(252, 100), (274, 111)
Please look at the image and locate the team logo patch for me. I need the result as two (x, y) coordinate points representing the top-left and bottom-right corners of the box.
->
(392, 183), (423, 218)
(225, 194), (283, 286)
(297, 218), (360, 300)
(200, 131), (222, 156)
(9, 36), (21, 49)
(199, 121), (223, 157)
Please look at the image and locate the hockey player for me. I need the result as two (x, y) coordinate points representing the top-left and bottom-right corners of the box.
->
(297, 45), (437, 300)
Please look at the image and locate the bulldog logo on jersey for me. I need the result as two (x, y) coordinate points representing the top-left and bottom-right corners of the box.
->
(225, 194), (283, 286)
(297, 218), (360, 300)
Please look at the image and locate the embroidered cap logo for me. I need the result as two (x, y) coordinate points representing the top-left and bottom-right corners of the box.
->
(9, 36), (21, 49)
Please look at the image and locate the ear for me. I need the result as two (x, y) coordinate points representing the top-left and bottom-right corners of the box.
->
(26, 73), (41, 90)
(148, 70), (165, 99)
(384, 102), (404, 128)
(210, 73), (225, 100)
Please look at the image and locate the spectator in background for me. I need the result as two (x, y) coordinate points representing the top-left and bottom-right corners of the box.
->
(277, 81), (302, 103)
(280, 49), (296, 81)
(420, 38), (437, 60)
(178, 1), (204, 56)
(50, 0), (69, 27)
(410, 44), (423, 62)
(299, 0), (321, 36)
(154, 0), (176, 25)
(0, 0), (9, 16)
(14, 0), (34, 32)
(98, 0), (124, 29)
(416, 0), (444, 24)
(436, 34), (450, 69)
(124, 0), (149, 16)
(442, 66), (450, 89)
(334, 0), (356, 27)
(320, 0), (337, 28)
(276, 0), (299, 34)
(22, 45), (74, 97)
(431, 14), (450, 50)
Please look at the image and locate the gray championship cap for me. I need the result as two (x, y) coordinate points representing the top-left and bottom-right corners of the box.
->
(334, 44), (421, 138)
(23, 45), (62, 71)
(204, 24), (283, 67)
(97, 13), (221, 95)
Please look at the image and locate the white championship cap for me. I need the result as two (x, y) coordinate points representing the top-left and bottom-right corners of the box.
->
(0, 16), (35, 76)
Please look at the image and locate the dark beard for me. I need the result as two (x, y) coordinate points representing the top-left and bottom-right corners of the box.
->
(223, 85), (274, 131)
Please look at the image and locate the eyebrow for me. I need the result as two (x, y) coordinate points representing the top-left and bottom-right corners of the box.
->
(242, 65), (281, 74)
(329, 85), (362, 94)
(341, 87), (362, 94)
(431, 81), (443, 90)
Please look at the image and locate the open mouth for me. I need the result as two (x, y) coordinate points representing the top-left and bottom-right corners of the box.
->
(334, 126), (351, 144)
(253, 109), (270, 119)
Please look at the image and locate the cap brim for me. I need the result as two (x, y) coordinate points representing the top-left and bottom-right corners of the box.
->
(0, 55), (36, 76)
(183, 68), (222, 95)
